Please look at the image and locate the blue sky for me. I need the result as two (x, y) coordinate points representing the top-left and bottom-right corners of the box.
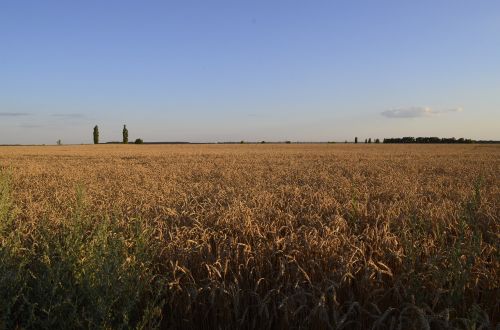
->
(1, 0), (499, 144)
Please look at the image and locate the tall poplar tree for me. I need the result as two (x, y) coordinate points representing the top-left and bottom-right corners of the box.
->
(122, 125), (128, 144)
(93, 125), (99, 144)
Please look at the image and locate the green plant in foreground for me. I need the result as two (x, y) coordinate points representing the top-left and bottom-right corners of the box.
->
(398, 177), (490, 320)
(0, 177), (164, 329)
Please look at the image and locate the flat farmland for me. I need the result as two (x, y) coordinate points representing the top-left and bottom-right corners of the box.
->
(0, 144), (498, 329)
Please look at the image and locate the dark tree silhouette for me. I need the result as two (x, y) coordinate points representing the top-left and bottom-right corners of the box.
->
(383, 137), (473, 144)
(355, 137), (358, 144)
(122, 125), (128, 144)
(93, 125), (99, 144)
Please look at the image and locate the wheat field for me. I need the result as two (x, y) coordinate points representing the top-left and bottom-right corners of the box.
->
(0, 144), (498, 329)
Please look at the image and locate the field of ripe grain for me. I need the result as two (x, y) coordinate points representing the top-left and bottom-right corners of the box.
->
(0, 144), (498, 329)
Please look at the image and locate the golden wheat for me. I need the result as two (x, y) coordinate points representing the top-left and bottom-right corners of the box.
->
(0, 144), (498, 328)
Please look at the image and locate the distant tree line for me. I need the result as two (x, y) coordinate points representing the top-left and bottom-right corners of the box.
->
(354, 137), (380, 144)
(383, 137), (474, 144)
(87, 126), (493, 145)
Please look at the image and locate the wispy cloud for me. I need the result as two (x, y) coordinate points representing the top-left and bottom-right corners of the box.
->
(18, 124), (44, 128)
(51, 113), (86, 118)
(442, 107), (463, 113)
(381, 107), (463, 118)
(0, 112), (31, 117)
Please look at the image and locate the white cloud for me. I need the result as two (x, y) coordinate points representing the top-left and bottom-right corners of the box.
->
(381, 107), (463, 118)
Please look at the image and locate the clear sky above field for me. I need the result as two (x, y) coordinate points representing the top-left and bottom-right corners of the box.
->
(1, 1), (499, 144)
